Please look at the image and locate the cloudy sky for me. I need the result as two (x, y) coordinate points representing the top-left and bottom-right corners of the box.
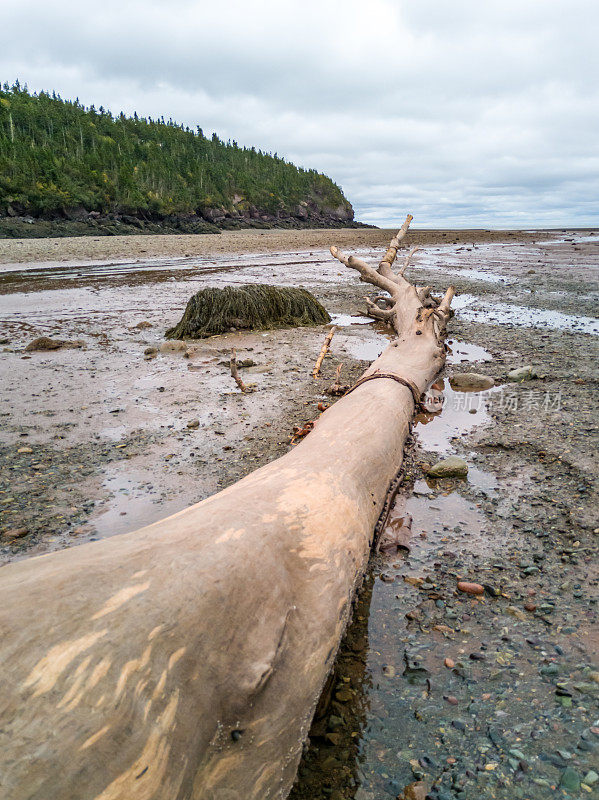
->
(2, 0), (597, 227)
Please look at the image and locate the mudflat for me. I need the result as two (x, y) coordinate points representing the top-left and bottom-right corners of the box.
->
(0, 226), (543, 265)
(1, 226), (598, 800)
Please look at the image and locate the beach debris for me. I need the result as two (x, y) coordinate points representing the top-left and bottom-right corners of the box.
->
(230, 350), (255, 393)
(290, 420), (315, 444)
(312, 325), (337, 377)
(326, 363), (350, 396)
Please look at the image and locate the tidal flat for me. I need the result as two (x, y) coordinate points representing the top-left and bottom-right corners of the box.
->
(0, 227), (597, 799)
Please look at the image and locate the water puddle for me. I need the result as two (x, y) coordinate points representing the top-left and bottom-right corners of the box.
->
(445, 339), (492, 365)
(454, 293), (599, 335)
(85, 463), (190, 541)
(292, 360), (500, 800)
(416, 380), (497, 454)
(330, 314), (374, 326)
(340, 330), (494, 370)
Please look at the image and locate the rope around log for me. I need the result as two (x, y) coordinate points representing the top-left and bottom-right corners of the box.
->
(343, 370), (424, 410)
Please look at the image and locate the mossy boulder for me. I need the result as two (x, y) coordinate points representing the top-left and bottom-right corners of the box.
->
(166, 284), (330, 339)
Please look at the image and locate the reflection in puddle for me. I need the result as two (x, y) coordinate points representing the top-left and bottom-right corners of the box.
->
(341, 332), (493, 368)
(454, 293), (599, 335)
(445, 339), (492, 365)
(86, 464), (190, 541)
(416, 380), (497, 454)
(293, 366), (499, 800)
(330, 314), (374, 326)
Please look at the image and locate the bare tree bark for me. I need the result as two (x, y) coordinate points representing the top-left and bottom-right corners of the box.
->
(0, 217), (454, 800)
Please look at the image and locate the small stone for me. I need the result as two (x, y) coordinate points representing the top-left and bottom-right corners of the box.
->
(506, 605), (527, 621)
(560, 767), (581, 793)
(483, 584), (501, 597)
(17, 447), (33, 454)
(540, 663), (559, 676)
(135, 321), (153, 329)
(186, 419), (200, 429)
(507, 365), (537, 381)
(444, 658), (455, 669)
(524, 602), (537, 612)
(583, 770), (598, 786)
(159, 341), (188, 353)
(24, 336), (84, 351)
(425, 457), (468, 478)
(144, 346), (158, 356)
(449, 373), (495, 391)
(1, 527), (28, 540)
(400, 780), (429, 800)
(457, 581), (484, 595)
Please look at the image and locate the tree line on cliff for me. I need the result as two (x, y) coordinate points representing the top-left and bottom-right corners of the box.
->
(0, 81), (353, 225)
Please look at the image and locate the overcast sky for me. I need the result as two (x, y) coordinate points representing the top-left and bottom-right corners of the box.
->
(2, 0), (597, 227)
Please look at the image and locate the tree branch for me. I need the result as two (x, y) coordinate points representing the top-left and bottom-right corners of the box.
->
(377, 214), (413, 279)
(398, 246), (420, 277)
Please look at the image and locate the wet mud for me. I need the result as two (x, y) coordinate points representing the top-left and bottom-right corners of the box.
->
(1, 228), (598, 800)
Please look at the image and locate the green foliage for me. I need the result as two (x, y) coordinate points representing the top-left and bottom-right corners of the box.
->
(166, 284), (331, 339)
(0, 82), (351, 219)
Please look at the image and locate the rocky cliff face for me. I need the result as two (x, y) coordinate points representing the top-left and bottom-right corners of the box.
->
(0, 198), (365, 239)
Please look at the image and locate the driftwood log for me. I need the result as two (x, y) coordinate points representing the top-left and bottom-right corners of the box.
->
(0, 217), (454, 800)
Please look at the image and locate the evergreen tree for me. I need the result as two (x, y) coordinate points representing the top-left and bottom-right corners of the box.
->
(0, 84), (351, 220)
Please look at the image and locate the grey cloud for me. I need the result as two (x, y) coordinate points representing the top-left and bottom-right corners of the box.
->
(2, 0), (597, 226)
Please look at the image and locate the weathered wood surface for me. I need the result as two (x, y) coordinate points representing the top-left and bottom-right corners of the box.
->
(0, 219), (454, 800)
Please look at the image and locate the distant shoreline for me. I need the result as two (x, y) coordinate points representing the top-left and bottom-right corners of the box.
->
(0, 227), (553, 266)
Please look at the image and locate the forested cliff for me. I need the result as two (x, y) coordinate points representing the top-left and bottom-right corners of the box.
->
(0, 82), (358, 237)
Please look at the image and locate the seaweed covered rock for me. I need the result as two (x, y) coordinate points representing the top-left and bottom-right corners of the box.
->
(166, 284), (330, 339)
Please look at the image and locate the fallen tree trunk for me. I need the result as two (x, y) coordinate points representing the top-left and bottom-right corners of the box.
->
(0, 218), (454, 800)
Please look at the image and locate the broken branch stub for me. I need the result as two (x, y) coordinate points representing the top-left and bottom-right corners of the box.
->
(0, 216), (454, 800)
(230, 349), (253, 393)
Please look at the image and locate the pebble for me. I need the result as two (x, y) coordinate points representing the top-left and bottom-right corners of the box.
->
(449, 373), (495, 391)
(159, 341), (187, 353)
(583, 770), (598, 786)
(457, 581), (484, 595)
(507, 365), (537, 381)
(426, 457), (468, 478)
(560, 767), (581, 793)
(1, 527), (28, 540)
(444, 657), (455, 669)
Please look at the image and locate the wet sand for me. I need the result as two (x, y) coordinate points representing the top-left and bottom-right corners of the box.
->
(0, 226), (546, 265)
